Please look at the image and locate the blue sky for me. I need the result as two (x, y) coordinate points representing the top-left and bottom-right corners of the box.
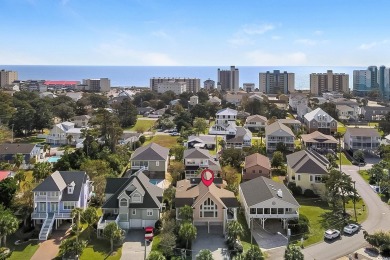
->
(1, 0), (390, 66)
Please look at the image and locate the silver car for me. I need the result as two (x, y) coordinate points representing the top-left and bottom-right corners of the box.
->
(343, 224), (359, 235)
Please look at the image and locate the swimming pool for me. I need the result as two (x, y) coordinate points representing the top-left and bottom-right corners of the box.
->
(47, 156), (61, 163)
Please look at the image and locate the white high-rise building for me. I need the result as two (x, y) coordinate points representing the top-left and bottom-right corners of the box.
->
(157, 81), (186, 95)
(82, 78), (110, 92)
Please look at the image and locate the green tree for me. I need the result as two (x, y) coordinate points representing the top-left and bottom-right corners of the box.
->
(159, 231), (176, 258)
(168, 161), (184, 185)
(179, 205), (193, 222)
(139, 135), (146, 144)
(226, 220), (244, 241)
(284, 245), (304, 260)
(196, 249), (214, 260)
(353, 149), (364, 163)
(82, 207), (99, 228)
(178, 222), (197, 249)
(163, 186), (176, 210)
(0, 205), (19, 247)
(147, 251), (166, 260)
(193, 117), (208, 135)
(0, 178), (17, 208)
(271, 151), (284, 169)
(91, 109), (123, 152)
(54, 103), (75, 122)
(59, 237), (88, 258)
(32, 162), (52, 182)
(13, 153), (24, 168)
(14, 170), (26, 190)
(171, 145), (185, 161)
(103, 222), (125, 252)
(220, 148), (244, 169)
(244, 246), (264, 260)
(364, 230), (390, 255)
(258, 129), (265, 146)
(112, 97), (137, 128)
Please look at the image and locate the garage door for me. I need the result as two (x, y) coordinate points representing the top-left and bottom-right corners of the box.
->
(130, 219), (142, 228)
(119, 222), (129, 230)
(143, 220), (156, 228)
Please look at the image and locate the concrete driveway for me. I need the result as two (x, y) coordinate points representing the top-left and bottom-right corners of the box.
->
(121, 230), (151, 260)
(192, 226), (229, 260)
(252, 219), (288, 250)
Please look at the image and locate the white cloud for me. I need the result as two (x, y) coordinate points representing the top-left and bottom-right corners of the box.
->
(294, 39), (317, 46)
(242, 23), (275, 35)
(271, 35), (282, 40)
(358, 40), (389, 50)
(228, 36), (254, 47)
(245, 50), (308, 65)
(94, 43), (179, 65)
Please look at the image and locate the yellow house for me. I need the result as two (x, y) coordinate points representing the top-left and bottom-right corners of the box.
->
(286, 150), (329, 196)
(175, 177), (239, 234)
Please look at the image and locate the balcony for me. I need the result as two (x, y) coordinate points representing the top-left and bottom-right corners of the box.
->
(97, 214), (119, 230)
(32, 212), (48, 219)
(54, 212), (72, 219)
(131, 165), (148, 170)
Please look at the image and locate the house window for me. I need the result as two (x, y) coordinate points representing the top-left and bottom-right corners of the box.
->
(315, 175), (322, 183)
(147, 209), (153, 216)
(132, 209), (136, 215)
(38, 192), (46, 196)
(297, 175), (301, 181)
(259, 170), (262, 174)
(114, 209), (118, 214)
(156, 161), (159, 166)
(278, 208), (284, 214)
(200, 198), (218, 218)
(120, 198), (128, 207)
(250, 208), (256, 214)
(63, 201), (75, 210)
(310, 175), (313, 182)
(264, 208), (270, 214)
(132, 193), (141, 202)
(257, 208), (263, 214)
(271, 208), (277, 214)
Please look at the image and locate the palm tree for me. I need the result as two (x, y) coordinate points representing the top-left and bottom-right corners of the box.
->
(196, 249), (213, 260)
(179, 205), (193, 222)
(13, 153), (24, 169)
(72, 208), (84, 243)
(334, 131), (344, 172)
(81, 207), (98, 238)
(0, 206), (19, 247)
(226, 220), (244, 241)
(32, 162), (52, 182)
(103, 222), (124, 252)
(284, 245), (304, 260)
(178, 222), (197, 249)
(66, 134), (74, 145)
(244, 245), (264, 260)
(147, 251), (166, 260)
(14, 170), (25, 190)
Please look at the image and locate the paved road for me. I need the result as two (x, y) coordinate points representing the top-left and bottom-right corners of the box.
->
(303, 164), (390, 260)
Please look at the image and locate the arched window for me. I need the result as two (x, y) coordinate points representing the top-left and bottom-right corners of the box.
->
(200, 198), (218, 218)
(120, 198), (128, 207)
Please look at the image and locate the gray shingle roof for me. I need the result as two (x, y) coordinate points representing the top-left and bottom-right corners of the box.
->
(32, 171), (88, 201)
(345, 127), (380, 137)
(265, 121), (294, 136)
(286, 150), (329, 175)
(0, 143), (37, 155)
(184, 148), (212, 160)
(131, 143), (169, 161)
(240, 176), (300, 207)
(102, 171), (163, 209)
(246, 115), (267, 123)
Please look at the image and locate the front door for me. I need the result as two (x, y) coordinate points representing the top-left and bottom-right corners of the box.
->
(50, 202), (58, 213)
(38, 202), (46, 212)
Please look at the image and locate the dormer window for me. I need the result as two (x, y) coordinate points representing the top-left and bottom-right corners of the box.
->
(120, 198), (128, 207)
(132, 193), (141, 202)
(68, 181), (75, 194)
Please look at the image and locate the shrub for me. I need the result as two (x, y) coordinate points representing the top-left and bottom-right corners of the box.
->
(303, 189), (317, 198)
(139, 135), (146, 144)
(155, 219), (162, 232)
(288, 182), (302, 196)
(288, 214), (309, 235)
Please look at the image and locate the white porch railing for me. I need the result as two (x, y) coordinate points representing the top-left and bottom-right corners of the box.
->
(97, 215), (119, 230)
(31, 212), (48, 219)
(54, 212), (72, 219)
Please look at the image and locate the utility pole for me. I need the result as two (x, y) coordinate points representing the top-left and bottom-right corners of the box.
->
(144, 239), (147, 260)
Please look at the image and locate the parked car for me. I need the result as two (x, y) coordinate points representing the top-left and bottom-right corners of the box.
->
(343, 224), (360, 235)
(170, 132), (180, 136)
(145, 226), (154, 241)
(324, 229), (340, 240)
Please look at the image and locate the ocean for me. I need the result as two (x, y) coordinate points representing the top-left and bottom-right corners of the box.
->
(0, 65), (364, 90)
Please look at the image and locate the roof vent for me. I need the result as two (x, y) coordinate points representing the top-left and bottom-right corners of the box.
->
(277, 189), (283, 198)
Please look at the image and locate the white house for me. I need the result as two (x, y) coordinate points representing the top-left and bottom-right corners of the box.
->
(344, 127), (381, 151)
(46, 122), (85, 145)
(209, 108), (238, 135)
(265, 121), (295, 152)
(244, 115), (267, 130)
(289, 93), (308, 112)
(225, 127), (252, 149)
(239, 177), (300, 229)
(183, 148), (221, 179)
(336, 105), (356, 120)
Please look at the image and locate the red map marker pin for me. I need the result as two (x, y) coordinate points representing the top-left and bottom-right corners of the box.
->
(201, 169), (214, 187)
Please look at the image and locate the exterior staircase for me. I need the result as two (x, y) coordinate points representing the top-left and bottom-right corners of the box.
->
(39, 213), (55, 241)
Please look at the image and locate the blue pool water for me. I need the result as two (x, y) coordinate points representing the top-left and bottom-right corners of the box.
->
(47, 156), (61, 163)
(149, 179), (161, 185)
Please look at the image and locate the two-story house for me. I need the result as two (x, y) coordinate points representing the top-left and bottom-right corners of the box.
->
(0, 143), (43, 164)
(242, 153), (271, 181)
(265, 121), (295, 153)
(31, 171), (93, 240)
(185, 135), (216, 150)
(225, 127), (252, 149)
(344, 127), (381, 152)
(244, 115), (267, 131)
(71, 115), (91, 127)
(98, 170), (163, 233)
(289, 93), (308, 112)
(301, 131), (338, 151)
(286, 150), (329, 197)
(304, 108), (337, 135)
(175, 177), (239, 234)
(361, 106), (390, 121)
(277, 119), (301, 132)
(332, 98), (359, 120)
(184, 148), (221, 179)
(239, 176), (300, 229)
(209, 108), (238, 135)
(336, 105), (356, 121)
(46, 122), (85, 145)
(297, 104), (312, 122)
(130, 143), (170, 179)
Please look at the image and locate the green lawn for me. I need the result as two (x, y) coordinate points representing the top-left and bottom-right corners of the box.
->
(237, 211), (255, 253)
(337, 122), (347, 134)
(337, 153), (352, 166)
(143, 135), (179, 149)
(8, 240), (39, 260)
(80, 239), (122, 260)
(358, 170), (370, 183)
(127, 118), (157, 132)
(296, 195), (368, 247)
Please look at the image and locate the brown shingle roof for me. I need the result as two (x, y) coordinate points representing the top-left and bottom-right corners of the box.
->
(265, 121), (295, 136)
(244, 153), (271, 170)
(345, 127), (380, 137)
(301, 131), (337, 144)
(246, 115), (267, 123)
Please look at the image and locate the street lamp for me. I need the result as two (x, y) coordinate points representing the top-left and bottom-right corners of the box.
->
(277, 230), (290, 245)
